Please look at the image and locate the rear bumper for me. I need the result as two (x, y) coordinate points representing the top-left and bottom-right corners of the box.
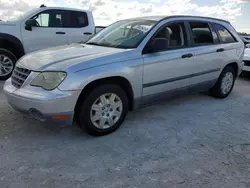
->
(3, 78), (81, 125)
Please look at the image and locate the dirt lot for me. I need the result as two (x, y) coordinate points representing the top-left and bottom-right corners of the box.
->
(1, 78), (250, 188)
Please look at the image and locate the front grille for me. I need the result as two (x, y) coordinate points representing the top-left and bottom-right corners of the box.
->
(244, 61), (250, 67)
(11, 66), (31, 88)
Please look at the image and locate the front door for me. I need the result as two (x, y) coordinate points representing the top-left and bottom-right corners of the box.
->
(142, 22), (195, 103)
(21, 9), (68, 53)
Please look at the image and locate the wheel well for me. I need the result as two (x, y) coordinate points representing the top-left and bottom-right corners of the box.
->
(0, 39), (24, 59)
(74, 76), (134, 118)
(225, 62), (238, 75)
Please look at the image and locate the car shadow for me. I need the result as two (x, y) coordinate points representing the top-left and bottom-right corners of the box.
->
(0, 82), (244, 140)
(239, 72), (250, 80)
(0, 105), (93, 139)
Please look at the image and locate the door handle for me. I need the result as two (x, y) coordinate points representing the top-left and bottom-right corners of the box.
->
(56, 32), (65, 34)
(182, 53), (193, 58)
(84, 32), (93, 35)
(216, 48), (225, 52)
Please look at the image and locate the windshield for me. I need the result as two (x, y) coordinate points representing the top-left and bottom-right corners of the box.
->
(87, 19), (157, 49)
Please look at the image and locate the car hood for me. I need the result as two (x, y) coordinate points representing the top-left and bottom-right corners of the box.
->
(244, 48), (250, 60)
(17, 43), (135, 71)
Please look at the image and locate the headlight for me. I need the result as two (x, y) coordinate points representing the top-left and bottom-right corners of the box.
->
(31, 72), (67, 90)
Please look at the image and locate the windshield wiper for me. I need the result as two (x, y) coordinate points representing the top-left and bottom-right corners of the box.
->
(86, 42), (116, 48)
(86, 42), (104, 46)
(86, 42), (127, 49)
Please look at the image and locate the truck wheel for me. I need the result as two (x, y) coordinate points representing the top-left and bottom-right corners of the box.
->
(210, 66), (236, 98)
(77, 84), (129, 136)
(0, 49), (17, 80)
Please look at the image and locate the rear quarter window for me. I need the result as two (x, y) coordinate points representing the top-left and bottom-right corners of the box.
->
(213, 23), (237, 43)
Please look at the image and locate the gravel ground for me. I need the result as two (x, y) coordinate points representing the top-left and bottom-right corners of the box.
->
(1, 78), (250, 188)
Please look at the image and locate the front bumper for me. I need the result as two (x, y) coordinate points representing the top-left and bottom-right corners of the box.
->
(3, 78), (81, 125)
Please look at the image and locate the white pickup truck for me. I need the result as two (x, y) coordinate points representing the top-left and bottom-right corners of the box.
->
(0, 5), (105, 80)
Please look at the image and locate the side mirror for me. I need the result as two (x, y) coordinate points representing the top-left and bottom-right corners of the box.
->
(145, 38), (169, 54)
(25, 19), (36, 31)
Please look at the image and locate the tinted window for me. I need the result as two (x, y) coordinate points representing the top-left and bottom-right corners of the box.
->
(68, 11), (89, 28)
(213, 23), (236, 43)
(31, 10), (65, 28)
(154, 22), (187, 50)
(190, 22), (213, 45)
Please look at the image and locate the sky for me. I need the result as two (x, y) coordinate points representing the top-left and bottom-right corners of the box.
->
(0, 0), (250, 33)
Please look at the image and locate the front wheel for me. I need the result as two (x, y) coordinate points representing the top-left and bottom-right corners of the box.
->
(0, 49), (17, 80)
(77, 84), (129, 136)
(210, 66), (236, 98)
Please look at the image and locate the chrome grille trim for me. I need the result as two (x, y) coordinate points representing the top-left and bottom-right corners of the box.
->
(14, 69), (30, 77)
(11, 66), (31, 88)
(11, 78), (22, 88)
(12, 73), (25, 80)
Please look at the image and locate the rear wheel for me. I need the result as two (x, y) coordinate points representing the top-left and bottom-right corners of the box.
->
(77, 84), (129, 136)
(210, 66), (236, 98)
(0, 49), (17, 80)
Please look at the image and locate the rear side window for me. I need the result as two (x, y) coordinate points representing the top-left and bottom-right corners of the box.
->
(68, 11), (89, 28)
(189, 22), (214, 45)
(213, 23), (236, 43)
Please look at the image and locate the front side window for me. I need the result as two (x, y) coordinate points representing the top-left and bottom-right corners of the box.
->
(87, 20), (157, 49)
(153, 22), (187, 50)
(31, 10), (64, 27)
(213, 23), (236, 43)
(190, 22), (213, 45)
(35, 13), (49, 27)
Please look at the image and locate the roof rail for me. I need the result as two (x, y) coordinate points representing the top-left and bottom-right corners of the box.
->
(165, 15), (230, 24)
(40, 4), (46, 8)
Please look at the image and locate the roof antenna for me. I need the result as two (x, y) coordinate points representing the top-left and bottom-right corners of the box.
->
(40, 4), (46, 8)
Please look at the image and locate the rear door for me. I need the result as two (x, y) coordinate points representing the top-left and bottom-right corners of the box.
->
(212, 23), (239, 70)
(64, 11), (95, 44)
(185, 21), (223, 86)
(22, 9), (68, 53)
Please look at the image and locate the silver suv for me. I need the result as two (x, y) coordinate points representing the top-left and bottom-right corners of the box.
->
(4, 16), (244, 136)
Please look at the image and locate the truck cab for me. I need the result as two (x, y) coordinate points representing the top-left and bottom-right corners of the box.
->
(0, 5), (97, 80)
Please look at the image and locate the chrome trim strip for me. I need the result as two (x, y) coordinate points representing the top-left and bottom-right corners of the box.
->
(143, 68), (220, 88)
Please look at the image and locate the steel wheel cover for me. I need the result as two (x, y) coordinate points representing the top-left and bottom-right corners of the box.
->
(221, 72), (234, 95)
(90, 93), (123, 129)
(0, 55), (14, 76)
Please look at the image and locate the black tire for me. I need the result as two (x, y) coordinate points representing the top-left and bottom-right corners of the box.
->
(77, 84), (129, 136)
(0, 48), (17, 80)
(210, 66), (236, 98)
